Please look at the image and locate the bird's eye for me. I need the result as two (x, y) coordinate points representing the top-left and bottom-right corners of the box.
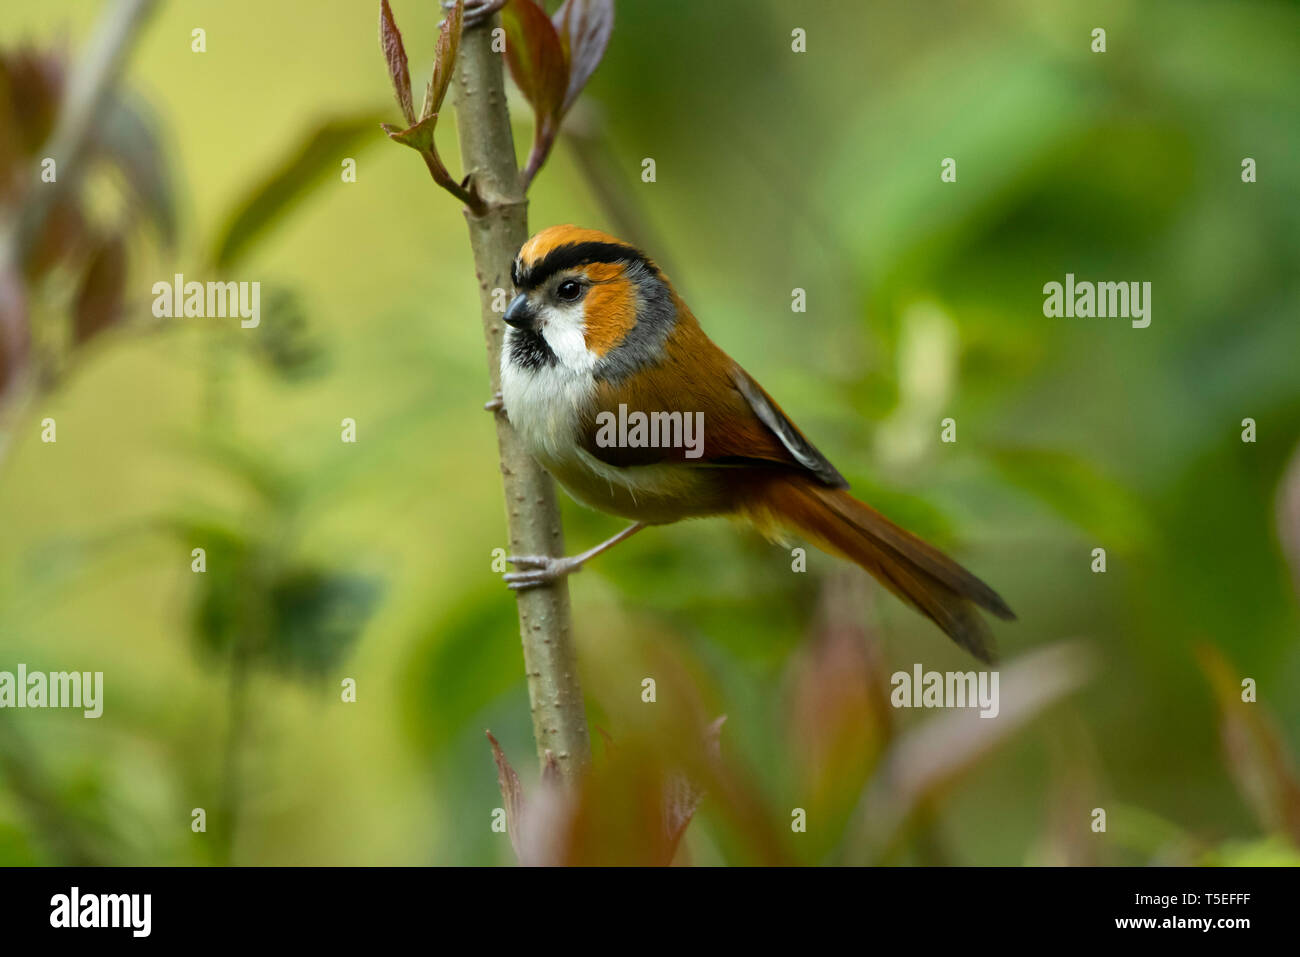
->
(556, 279), (582, 302)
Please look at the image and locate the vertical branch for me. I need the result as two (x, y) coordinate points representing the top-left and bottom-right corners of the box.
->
(452, 16), (591, 777)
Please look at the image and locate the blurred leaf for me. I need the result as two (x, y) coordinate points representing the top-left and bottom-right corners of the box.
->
(871, 301), (956, 470)
(183, 523), (256, 663)
(988, 445), (1151, 549)
(187, 544), (378, 679)
(1201, 836), (1300, 867)
(1105, 802), (1199, 864)
(0, 261), (28, 398)
(0, 726), (105, 865)
(487, 717), (730, 866)
(502, 0), (568, 131)
(168, 433), (294, 507)
(551, 0), (613, 113)
(786, 573), (892, 832)
(72, 234), (125, 344)
(1277, 443), (1300, 603)
(212, 113), (385, 270)
(422, 0), (463, 121)
(848, 640), (1093, 862)
(245, 285), (324, 380)
(1197, 644), (1300, 846)
(162, 466), (377, 681)
(403, 594), (519, 758)
(1030, 722), (1101, 866)
(379, 0), (415, 127)
(24, 197), (88, 281)
(268, 569), (379, 678)
(0, 49), (64, 171)
(91, 93), (177, 247)
(663, 715), (725, 859)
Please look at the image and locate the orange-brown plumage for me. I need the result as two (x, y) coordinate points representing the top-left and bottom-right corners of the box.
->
(499, 225), (1014, 660)
(578, 262), (638, 356)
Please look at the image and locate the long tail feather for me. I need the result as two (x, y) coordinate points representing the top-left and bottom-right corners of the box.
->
(744, 478), (1015, 662)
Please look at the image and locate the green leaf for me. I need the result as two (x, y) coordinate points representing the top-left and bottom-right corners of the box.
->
(401, 592), (521, 757)
(212, 113), (385, 270)
(268, 569), (380, 679)
(91, 93), (177, 248)
(382, 112), (439, 154)
(987, 445), (1152, 550)
(244, 285), (323, 381)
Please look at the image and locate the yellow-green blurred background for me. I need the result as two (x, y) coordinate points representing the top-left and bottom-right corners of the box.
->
(1, 0), (1298, 865)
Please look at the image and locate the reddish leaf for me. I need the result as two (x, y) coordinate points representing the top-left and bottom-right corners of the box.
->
(0, 262), (29, 399)
(73, 236), (126, 345)
(552, 0), (613, 113)
(787, 573), (892, 817)
(486, 731), (525, 859)
(379, 0), (415, 127)
(25, 197), (88, 280)
(663, 715), (725, 858)
(1197, 645), (1300, 845)
(501, 0), (568, 130)
(485, 733), (577, 866)
(0, 49), (65, 163)
(848, 641), (1093, 861)
(423, 0), (464, 121)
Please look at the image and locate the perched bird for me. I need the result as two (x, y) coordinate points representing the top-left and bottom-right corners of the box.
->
(495, 225), (1014, 661)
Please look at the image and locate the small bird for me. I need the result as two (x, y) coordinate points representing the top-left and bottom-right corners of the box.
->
(496, 225), (1014, 661)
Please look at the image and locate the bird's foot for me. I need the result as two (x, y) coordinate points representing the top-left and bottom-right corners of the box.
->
(503, 554), (583, 590)
(445, 0), (506, 28)
(484, 390), (504, 413)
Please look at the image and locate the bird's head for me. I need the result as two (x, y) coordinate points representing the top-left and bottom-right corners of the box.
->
(504, 225), (677, 378)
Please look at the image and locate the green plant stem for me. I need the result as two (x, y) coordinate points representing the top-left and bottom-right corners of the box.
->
(451, 15), (590, 778)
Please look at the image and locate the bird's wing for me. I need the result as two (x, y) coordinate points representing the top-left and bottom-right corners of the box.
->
(578, 324), (848, 488)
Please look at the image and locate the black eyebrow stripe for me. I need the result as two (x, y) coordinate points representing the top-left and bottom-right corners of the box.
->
(515, 241), (651, 289)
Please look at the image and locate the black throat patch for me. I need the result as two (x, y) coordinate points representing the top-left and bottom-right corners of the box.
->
(507, 326), (558, 370)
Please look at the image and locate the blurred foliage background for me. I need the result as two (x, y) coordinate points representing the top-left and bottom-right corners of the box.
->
(0, 0), (1297, 865)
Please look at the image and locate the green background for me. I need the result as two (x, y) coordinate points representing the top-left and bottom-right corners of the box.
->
(0, 0), (1297, 865)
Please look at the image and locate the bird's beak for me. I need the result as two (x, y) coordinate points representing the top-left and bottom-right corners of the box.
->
(504, 294), (536, 330)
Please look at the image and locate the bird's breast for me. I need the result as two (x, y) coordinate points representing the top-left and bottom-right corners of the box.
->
(500, 342), (593, 464)
(500, 340), (730, 524)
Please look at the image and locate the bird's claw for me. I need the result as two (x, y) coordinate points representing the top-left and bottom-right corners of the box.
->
(484, 391), (504, 412)
(444, 0), (506, 28)
(503, 554), (582, 590)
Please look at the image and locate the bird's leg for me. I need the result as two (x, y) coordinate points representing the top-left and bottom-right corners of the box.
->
(484, 390), (504, 412)
(504, 523), (647, 590)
